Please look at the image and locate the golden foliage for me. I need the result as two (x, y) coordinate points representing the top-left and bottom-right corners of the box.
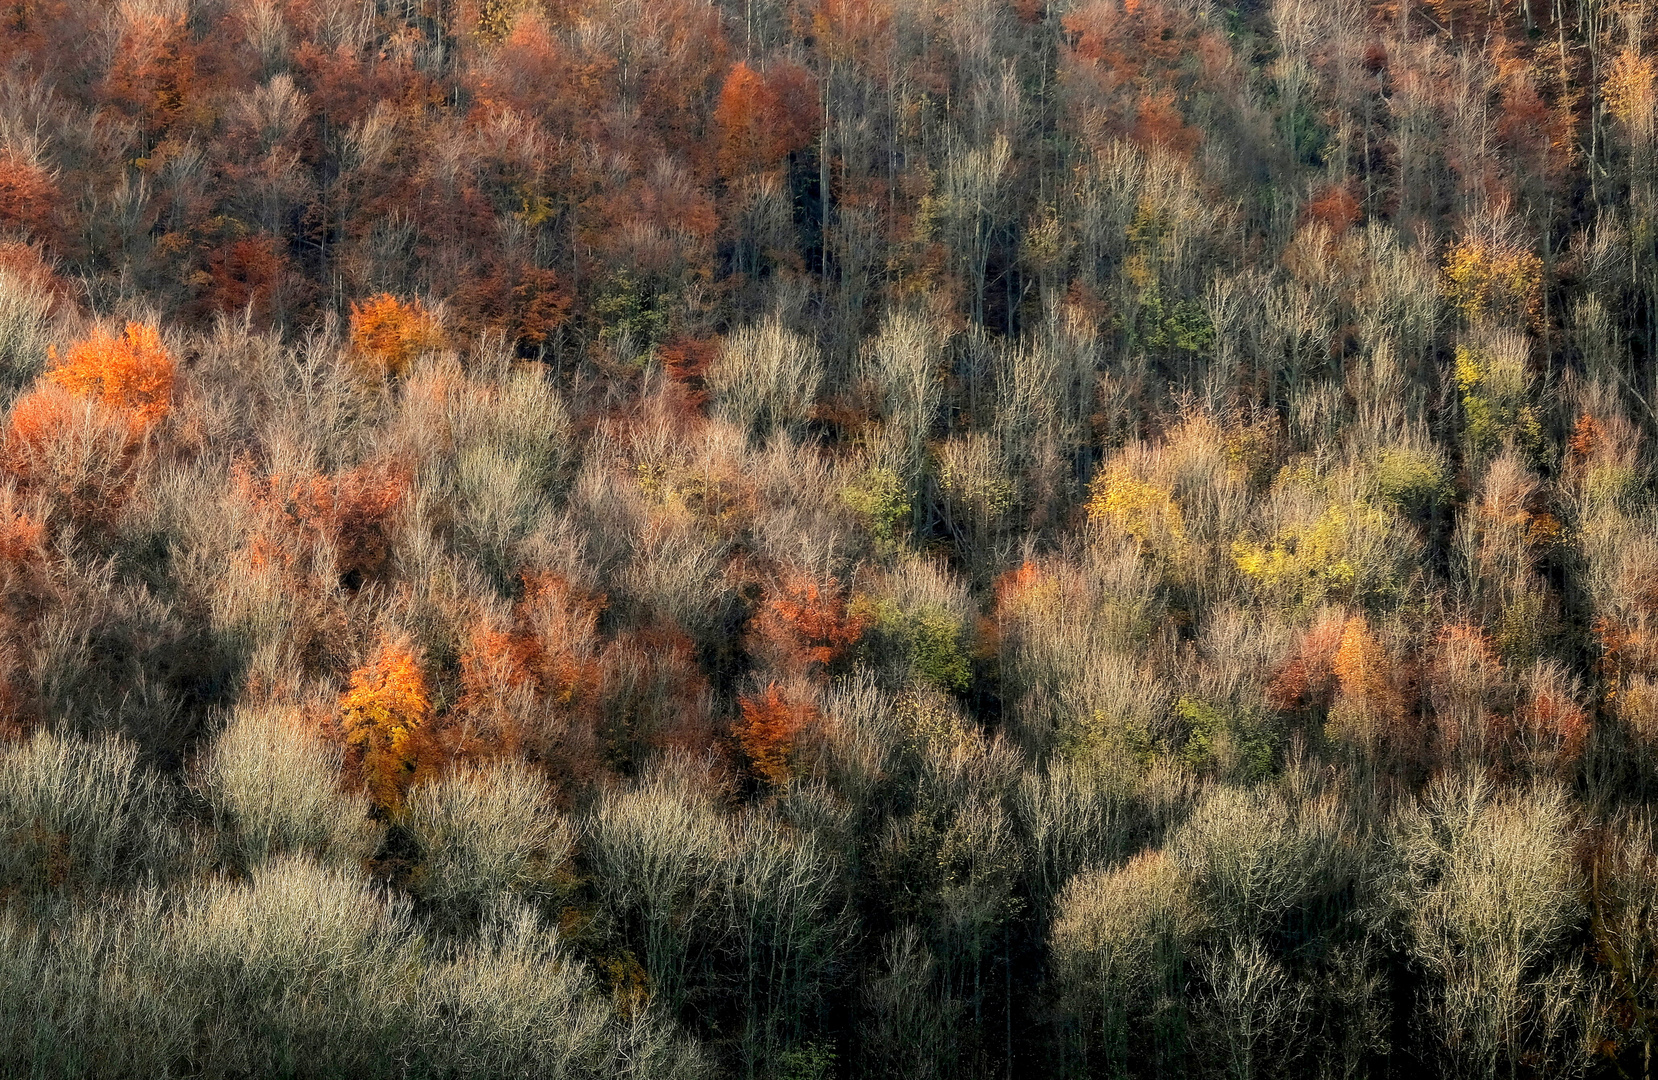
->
(1085, 465), (1184, 554)
(1604, 50), (1657, 137)
(1441, 238), (1543, 328)
(337, 640), (435, 812)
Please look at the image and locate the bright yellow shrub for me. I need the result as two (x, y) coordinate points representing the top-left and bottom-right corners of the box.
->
(1086, 466), (1185, 555)
(1441, 238), (1542, 328)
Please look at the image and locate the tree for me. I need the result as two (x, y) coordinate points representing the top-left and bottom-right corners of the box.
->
(735, 682), (818, 786)
(44, 321), (175, 429)
(349, 294), (444, 376)
(713, 61), (817, 181)
(336, 639), (436, 813)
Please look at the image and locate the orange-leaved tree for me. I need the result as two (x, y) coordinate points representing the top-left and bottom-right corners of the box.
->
(2, 322), (174, 525)
(233, 460), (408, 582)
(338, 638), (436, 812)
(0, 150), (57, 242)
(349, 294), (444, 376)
(749, 574), (869, 675)
(734, 681), (819, 786)
(1329, 615), (1411, 760)
(452, 572), (607, 768)
(44, 321), (175, 429)
(713, 61), (818, 180)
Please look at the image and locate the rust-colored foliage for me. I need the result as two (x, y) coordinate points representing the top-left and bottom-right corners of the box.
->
(453, 618), (536, 760)
(598, 620), (716, 763)
(337, 639), (436, 812)
(0, 488), (45, 738)
(453, 572), (606, 765)
(3, 384), (148, 525)
(1130, 92), (1200, 158)
(0, 488), (51, 626)
(516, 572), (607, 703)
(0, 502), (45, 566)
(994, 561), (1048, 609)
(1060, 0), (1228, 157)
(1264, 615), (1345, 713)
(734, 681), (818, 786)
(1569, 412), (1604, 466)
(1303, 183), (1362, 235)
(1595, 615), (1631, 680)
(201, 236), (285, 321)
(1513, 676), (1589, 774)
(104, 15), (202, 136)
(714, 61), (819, 179)
(1328, 615), (1412, 756)
(0, 151), (56, 241)
(750, 574), (869, 674)
(234, 461), (408, 582)
(510, 266), (573, 347)
(657, 334), (717, 412)
(0, 242), (71, 311)
(349, 294), (444, 376)
(984, 560), (1061, 657)
(1425, 621), (1509, 764)
(45, 322), (175, 430)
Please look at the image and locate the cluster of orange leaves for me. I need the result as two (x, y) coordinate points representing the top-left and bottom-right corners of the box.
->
(43, 321), (175, 429)
(455, 572), (606, 762)
(200, 236), (286, 322)
(734, 574), (866, 784)
(1266, 615), (1425, 768)
(1060, 0), (1223, 159)
(981, 560), (1061, 656)
(712, 61), (818, 180)
(993, 561), (1055, 613)
(0, 243), (70, 311)
(734, 682), (820, 787)
(1511, 677), (1589, 773)
(1302, 183), (1363, 236)
(656, 334), (717, 412)
(1265, 617), (1344, 714)
(1563, 410), (1640, 489)
(0, 492), (49, 738)
(750, 575), (869, 671)
(104, 14), (203, 138)
(1333, 617), (1408, 727)
(2, 322), (174, 523)
(349, 294), (444, 376)
(1569, 412), (1606, 468)
(234, 461), (408, 581)
(0, 150), (56, 241)
(336, 638), (436, 812)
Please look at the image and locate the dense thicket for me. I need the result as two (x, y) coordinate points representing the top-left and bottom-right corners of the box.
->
(2, 0), (1658, 1075)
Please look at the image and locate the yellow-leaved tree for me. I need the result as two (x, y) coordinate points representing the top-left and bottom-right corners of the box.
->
(338, 639), (435, 812)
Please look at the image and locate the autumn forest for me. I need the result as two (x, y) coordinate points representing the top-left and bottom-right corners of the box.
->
(2, 0), (1658, 1074)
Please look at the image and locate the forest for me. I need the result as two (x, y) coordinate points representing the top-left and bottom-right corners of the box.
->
(2, 0), (1658, 1074)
